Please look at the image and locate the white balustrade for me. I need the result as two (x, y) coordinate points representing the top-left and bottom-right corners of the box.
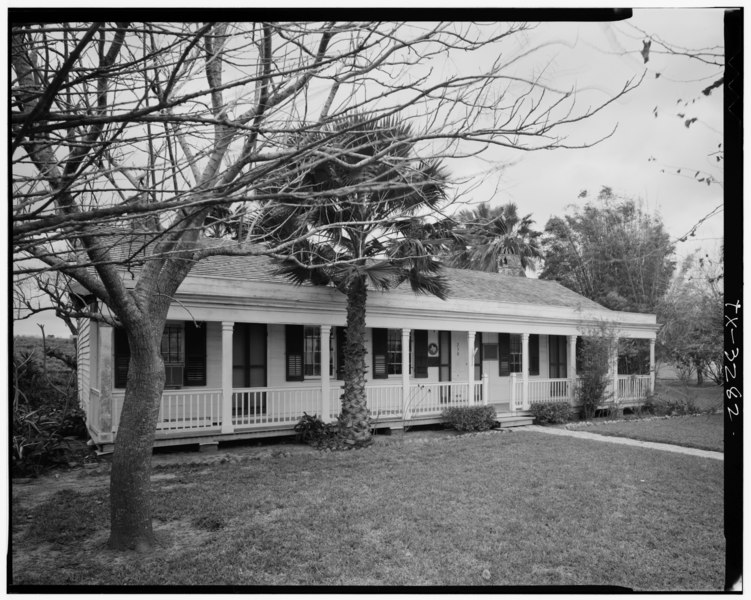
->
(110, 379), (490, 437)
(408, 381), (471, 416)
(232, 386), (321, 427)
(617, 375), (651, 402)
(112, 388), (223, 433)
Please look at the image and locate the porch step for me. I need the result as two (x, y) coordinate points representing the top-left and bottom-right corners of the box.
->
(496, 414), (534, 428)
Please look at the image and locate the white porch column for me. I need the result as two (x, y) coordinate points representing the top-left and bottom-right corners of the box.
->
(320, 326), (331, 422)
(521, 333), (529, 410)
(402, 328), (411, 420)
(482, 373), (489, 406)
(467, 331), (476, 405)
(221, 321), (235, 434)
(649, 338), (656, 394)
(567, 335), (577, 402)
(509, 373), (517, 414)
(98, 325), (114, 443)
(610, 338), (619, 406)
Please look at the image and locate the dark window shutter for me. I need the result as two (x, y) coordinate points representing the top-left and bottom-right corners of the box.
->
(286, 325), (304, 381)
(248, 324), (267, 388)
(414, 330), (428, 378)
(114, 327), (130, 388)
(474, 332), (483, 379)
(529, 334), (540, 376)
(372, 328), (388, 379)
(184, 321), (207, 386)
(499, 333), (510, 376)
(336, 327), (347, 380)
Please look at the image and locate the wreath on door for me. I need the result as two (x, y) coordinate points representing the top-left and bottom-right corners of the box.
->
(428, 342), (439, 356)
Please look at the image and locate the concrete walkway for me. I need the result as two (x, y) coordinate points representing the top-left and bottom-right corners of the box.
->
(521, 425), (724, 461)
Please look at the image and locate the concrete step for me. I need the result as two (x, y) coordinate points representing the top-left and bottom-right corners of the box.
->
(496, 415), (534, 428)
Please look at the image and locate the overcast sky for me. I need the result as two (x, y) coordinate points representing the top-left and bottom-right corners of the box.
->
(448, 7), (725, 262)
(11, 8), (728, 338)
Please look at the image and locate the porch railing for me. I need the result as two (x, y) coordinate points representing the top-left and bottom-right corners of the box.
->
(510, 373), (651, 411)
(510, 376), (576, 410)
(617, 375), (651, 402)
(112, 388), (222, 433)
(111, 378), (489, 438)
(328, 380), (484, 422)
(232, 386), (321, 427)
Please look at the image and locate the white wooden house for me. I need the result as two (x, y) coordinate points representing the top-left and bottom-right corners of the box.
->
(75, 250), (658, 451)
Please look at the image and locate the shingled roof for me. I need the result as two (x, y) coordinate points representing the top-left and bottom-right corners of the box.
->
(88, 230), (605, 311)
(191, 251), (606, 311)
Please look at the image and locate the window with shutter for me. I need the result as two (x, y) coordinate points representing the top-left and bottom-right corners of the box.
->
(184, 321), (207, 386)
(414, 330), (428, 378)
(285, 325), (304, 381)
(372, 328), (388, 379)
(114, 327), (130, 388)
(234, 323), (267, 387)
(529, 334), (540, 376)
(438, 330), (451, 383)
(499, 333), (510, 376)
(549, 335), (568, 378)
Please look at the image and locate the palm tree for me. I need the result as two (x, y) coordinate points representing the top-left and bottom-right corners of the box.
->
(258, 114), (449, 446)
(445, 202), (543, 275)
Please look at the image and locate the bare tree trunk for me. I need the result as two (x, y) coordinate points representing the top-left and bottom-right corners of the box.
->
(107, 319), (165, 551)
(695, 360), (704, 386)
(339, 275), (372, 446)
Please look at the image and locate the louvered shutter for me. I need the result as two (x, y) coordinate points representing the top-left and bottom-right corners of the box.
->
(184, 321), (207, 386)
(285, 325), (304, 381)
(414, 330), (428, 378)
(336, 327), (347, 380)
(499, 333), (510, 376)
(372, 328), (388, 379)
(114, 327), (130, 388)
(529, 334), (540, 376)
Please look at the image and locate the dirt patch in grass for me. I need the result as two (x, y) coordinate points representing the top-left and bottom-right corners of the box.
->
(10, 430), (724, 590)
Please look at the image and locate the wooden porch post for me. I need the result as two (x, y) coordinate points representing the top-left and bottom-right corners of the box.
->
(98, 325), (114, 443)
(610, 338), (619, 406)
(567, 335), (577, 403)
(221, 321), (235, 434)
(509, 372), (517, 414)
(401, 328), (411, 420)
(521, 333), (529, 410)
(467, 331), (475, 405)
(649, 338), (656, 395)
(320, 325), (331, 422)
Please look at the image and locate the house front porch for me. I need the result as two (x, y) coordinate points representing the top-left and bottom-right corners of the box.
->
(95, 371), (653, 451)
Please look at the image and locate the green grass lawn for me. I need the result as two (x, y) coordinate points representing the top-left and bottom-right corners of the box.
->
(655, 380), (723, 413)
(570, 414), (724, 452)
(11, 431), (724, 590)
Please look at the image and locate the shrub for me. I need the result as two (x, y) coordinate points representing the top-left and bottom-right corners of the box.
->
(442, 405), (497, 432)
(642, 394), (699, 416)
(529, 401), (572, 424)
(12, 347), (86, 476)
(294, 412), (338, 447)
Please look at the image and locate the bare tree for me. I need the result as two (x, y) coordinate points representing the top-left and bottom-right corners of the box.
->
(12, 19), (641, 550)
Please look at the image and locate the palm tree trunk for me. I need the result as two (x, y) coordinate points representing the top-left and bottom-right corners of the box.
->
(339, 275), (372, 445)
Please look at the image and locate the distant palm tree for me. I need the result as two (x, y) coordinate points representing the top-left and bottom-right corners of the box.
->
(445, 202), (543, 275)
(259, 114), (449, 446)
